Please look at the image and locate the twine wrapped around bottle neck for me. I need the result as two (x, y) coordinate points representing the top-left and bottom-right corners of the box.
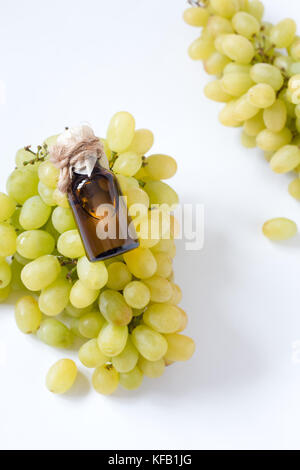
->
(49, 126), (107, 193)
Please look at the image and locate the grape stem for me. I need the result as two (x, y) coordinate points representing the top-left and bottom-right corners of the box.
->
(23, 144), (49, 166)
(109, 151), (118, 169)
(56, 256), (78, 267)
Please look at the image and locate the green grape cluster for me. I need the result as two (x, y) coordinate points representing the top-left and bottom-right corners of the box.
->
(184, 0), (300, 240)
(1, 111), (195, 395)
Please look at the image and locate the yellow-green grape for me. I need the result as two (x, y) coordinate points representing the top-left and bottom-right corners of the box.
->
(38, 161), (59, 189)
(53, 188), (69, 208)
(247, 84), (276, 109)
(164, 334), (196, 362)
(143, 304), (183, 334)
(151, 239), (176, 257)
(144, 154), (177, 181)
(78, 311), (105, 338)
(188, 35), (215, 61)
(112, 337), (139, 373)
(270, 19), (296, 48)
(113, 152), (142, 177)
(221, 34), (254, 64)
(0, 260), (11, 289)
(167, 282), (183, 306)
(232, 11), (260, 38)
(204, 80), (233, 103)
(250, 63), (284, 91)
(19, 195), (51, 230)
(92, 364), (119, 395)
(6, 167), (38, 204)
(243, 111), (265, 136)
(15, 296), (42, 334)
(16, 230), (55, 259)
(106, 261), (132, 290)
(204, 51), (230, 76)
(70, 280), (99, 309)
(288, 74), (300, 104)
(38, 278), (71, 316)
(57, 230), (85, 258)
(125, 188), (150, 213)
(21, 255), (61, 291)
(119, 366), (143, 391)
(51, 207), (76, 234)
(223, 63), (251, 75)
(288, 179), (300, 200)
(43, 134), (58, 147)
(124, 247), (157, 279)
(176, 307), (188, 332)
(125, 129), (154, 155)
(138, 356), (165, 379)
(77, 256), (108, 290)
(153, 252), (173, 278)
(289, 37), (300, 61)
(0, 193), (16, 222)
(262, 218), (297, 241)
(183, 7), (209, 27)
(79, 338), (108, 368)
(131, 325), (168, 361)
(116, 174), (139, 193)
(221, 73), (254, 97)
(246, 0), (264, 21)
(15, 148), (36, 167)
(107, 111), (135, 153)
(0, 285), (11, 302)
(211, 0), (239, 18)
(37, 318), (73, 348)
(233, 94), (259, 121)
(46, 359), (77, 394)
(241, 131), (257, 148)
(256, 128), (292, 152)
(98, 323), (128, 357)
(263, 100), (287, 132)
(144, 181), (179, 206)
(143, 276), (173, 303)
(270, 145), (300, 174)
(219, 100), (241, 127)
(99, 290), (132, 326)
(123, 281), (150, 309)
(38, 181), (56, 206)
(206, 15), (233, 37)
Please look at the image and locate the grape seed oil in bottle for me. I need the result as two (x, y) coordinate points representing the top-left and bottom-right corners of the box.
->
(68, 161), (139, 262)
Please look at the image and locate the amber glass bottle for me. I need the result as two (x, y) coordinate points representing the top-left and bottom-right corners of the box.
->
(68, 161), (139, 262)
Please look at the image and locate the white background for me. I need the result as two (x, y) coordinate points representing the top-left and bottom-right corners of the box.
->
(0, 0), (300, 451)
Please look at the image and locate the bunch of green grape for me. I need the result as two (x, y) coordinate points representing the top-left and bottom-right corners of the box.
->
(0, 111), (195, 395)
(184, 0), (300, 241)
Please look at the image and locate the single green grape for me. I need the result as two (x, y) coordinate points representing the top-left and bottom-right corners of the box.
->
(37, 318), (73, 348)
(38, 278), (72, 316)
(15, 296), (42, 334)
(46, 359), (77, 394)
(16, 230), (55, 259)
(92, 364), (119, 395)
(79, 338), (109, 368)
